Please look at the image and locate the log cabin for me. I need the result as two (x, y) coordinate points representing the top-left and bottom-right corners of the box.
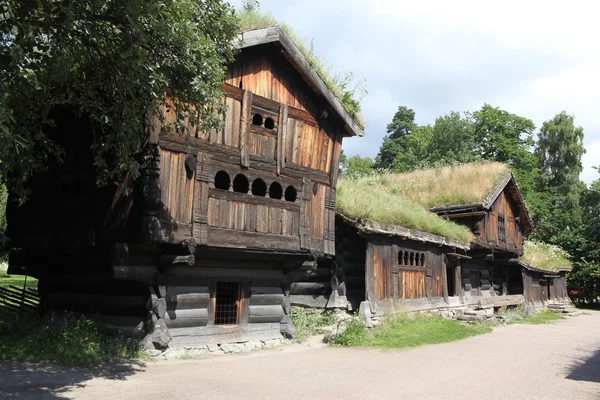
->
(6, 26), (363, 349)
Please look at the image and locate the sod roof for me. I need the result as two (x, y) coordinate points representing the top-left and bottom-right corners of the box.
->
(520, 241), (572, 273)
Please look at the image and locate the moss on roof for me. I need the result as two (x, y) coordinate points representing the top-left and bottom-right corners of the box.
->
(521, 241), (572, 273)
(235, 8), (365, 127)
(371, 162), (511, 209)
(336, 175), (475, 244)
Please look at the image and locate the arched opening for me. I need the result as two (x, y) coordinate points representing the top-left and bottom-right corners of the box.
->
(284, 186), (297, 202)
(409, 252), (415, 266)
(233, 174), (249, 193)
(214, 171), (230, 191)
(252, 114), (263, 126)
(269, 182), (283, 200)
(264, 117), (275, 129)
(403, 252), (409, 266)
(420, 253), (426, 267)
(398, 251), (404, 266)
(251, 178), (267, 197)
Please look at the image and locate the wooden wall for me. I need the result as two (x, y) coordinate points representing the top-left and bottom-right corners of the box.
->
(334, 219), (366, 308)
(151, 45), (345, 256)
(523, 270), (569, 306)
(365, 236), (447, 309)
(485, 189), (523, 253)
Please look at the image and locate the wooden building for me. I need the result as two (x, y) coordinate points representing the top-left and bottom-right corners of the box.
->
(520, 262), (571, 308)
(6, 27), (363, 349)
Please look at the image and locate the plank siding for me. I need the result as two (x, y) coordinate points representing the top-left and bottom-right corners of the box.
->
(159, 149), (195, 224)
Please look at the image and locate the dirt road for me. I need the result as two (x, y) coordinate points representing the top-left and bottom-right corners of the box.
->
(2, 312), (600, 400)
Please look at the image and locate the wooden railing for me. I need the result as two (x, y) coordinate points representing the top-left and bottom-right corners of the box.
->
(0, 284), (40, 315)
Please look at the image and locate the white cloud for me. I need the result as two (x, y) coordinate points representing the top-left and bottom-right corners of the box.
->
(233, 0), (600, 183)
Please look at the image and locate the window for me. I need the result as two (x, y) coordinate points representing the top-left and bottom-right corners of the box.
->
(264, 117), (275, 130)
(497, 214), (506, 244)
(252, 114), (263, 126)
(214, 171), (230, 191)
(233, 174), (249, 193)
(251, 178), (267, 197)
(214, 282), (240, 325)
(398, 250), (426, 267)
(284, 186), (297, 202)
(269, 182), (283, 200)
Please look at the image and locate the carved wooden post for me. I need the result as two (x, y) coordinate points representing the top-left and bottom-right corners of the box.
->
(323, 187), (336, 256)
(277, 104), (288, 175)
(192, 152), (210, 245)
(140, 142), (162, 242)
(240, 90), (252, 168)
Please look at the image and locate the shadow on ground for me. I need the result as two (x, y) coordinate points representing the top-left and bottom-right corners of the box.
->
(0, 360), (145, 399)
(567, 346), (600, 384)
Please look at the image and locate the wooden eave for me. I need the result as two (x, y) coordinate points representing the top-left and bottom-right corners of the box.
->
(237, 27), (364, 138)
(517, 260), (572, 274)
(337, 213), (471, 251)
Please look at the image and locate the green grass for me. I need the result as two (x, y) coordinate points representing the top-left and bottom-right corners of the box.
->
(331, 314), (492, 349)
(337, 175), (474, 243)
(236, 8), (365, 127)
(289, 307), (336, 342)
(521, 240), (572, 272)
(512, 310), (565, 325)
(0, 269), (38, 291)
(0, 312), (146, 367)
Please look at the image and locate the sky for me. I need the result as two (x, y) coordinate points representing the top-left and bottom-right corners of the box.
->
(232, 0), (599, 184)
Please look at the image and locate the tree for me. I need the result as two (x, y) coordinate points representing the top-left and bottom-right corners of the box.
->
(427, 111), (478, 166)
(536, 111), (586, 194)
(0, 1), (238, 197)
(374, 106), (416, 169)
(345, 155), (373, 177)
(386, 106), (417, 139)
(390, 125), (433, 172)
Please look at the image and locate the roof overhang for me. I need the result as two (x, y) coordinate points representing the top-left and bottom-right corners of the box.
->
(237, 27), (364, 138)
(518, 260), (572, 274)
(337, 213), (471, 251)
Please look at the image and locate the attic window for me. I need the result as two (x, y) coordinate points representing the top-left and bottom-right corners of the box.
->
(214, 171), (230, 191)
(269, 182), (283, 200)
(251, 178), (267, 197)
(284, 186), (297, 202)
(264, 117), (275, 129)
(233, 174), (249, 194)
(498, 214), (506, 244)
(252, 114), (263, 126)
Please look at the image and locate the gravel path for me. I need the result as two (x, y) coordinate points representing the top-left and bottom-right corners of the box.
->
(2, 311), (600, 400)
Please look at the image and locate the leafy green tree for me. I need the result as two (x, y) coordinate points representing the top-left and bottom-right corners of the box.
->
(427, 111), (478, 165)
(374, 106), (416, 169)
(345, 155), (373, 177)
(536, 111), (586, 194)
(391, 125), (433, 172)
(0, 0), (238, 197)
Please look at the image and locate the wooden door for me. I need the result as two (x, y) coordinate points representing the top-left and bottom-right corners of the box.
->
(470, 270), (481, 296)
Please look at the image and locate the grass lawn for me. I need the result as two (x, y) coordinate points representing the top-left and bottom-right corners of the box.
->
(0, 269), (38, 291)
(511, 310), (565, 325)
(331, 315), (492, 349)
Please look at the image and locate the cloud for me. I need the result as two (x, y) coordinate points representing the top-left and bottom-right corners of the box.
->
(233, 0), (600, 183)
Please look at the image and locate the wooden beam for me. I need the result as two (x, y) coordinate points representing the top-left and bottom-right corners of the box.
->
(240, 89), (251, 167)
(443, 211), (486, 219)
(277, 104), (288, 175)
(447, 252), (472, 260)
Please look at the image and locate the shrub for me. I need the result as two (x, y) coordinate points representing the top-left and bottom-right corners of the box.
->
(289, 307), (335, 341)
(0, 312), (145, 367)
(329, 318), (367, 346)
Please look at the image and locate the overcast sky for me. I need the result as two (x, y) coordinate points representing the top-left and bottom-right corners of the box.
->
(232, 0), (599, 184)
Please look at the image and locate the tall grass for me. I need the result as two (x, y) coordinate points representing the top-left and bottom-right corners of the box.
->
(522, 240), (571, 272)
(235, 8), (365, 127)
(289, 307), (335, 341)
(0, 312), (145, 367)
(337, 175), (474, 243)
(367, 162), (510, 209)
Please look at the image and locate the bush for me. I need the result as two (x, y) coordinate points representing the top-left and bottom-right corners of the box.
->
(0, 312), (144, 367)
(289, 307), (335, 341)
(329, 318), (367, 346)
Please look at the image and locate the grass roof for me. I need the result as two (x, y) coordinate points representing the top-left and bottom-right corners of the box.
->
(369, 162), (511, 209)
(521, 241), (572, 272)
(336, 175), (475, 244)
(235, 8), (364, 127)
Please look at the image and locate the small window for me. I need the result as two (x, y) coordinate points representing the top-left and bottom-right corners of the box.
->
(214, 282), (240, 325)
(264, 117), (275, 129)
(251, 178), (267, 197)
(410, 252), (415, 266)
(214, 171), (230, 191)
(233, 174), (249, 193)
(420, 253), (426, 267)
(398, 251), (404, 266)
(284, 186), (297, 202)
(403, 252), (409, 266)
(269, 182), (283, 200)
(252, 114), (263, 126)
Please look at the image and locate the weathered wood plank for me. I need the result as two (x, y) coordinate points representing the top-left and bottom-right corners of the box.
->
(240, 90), (252, 167)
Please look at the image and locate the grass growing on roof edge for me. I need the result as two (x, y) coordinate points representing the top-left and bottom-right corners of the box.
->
(336, 176), (474, 243)
(521, 240), (571, 272)
(330, 314), (492, 348)
(236, 8), (365, 127)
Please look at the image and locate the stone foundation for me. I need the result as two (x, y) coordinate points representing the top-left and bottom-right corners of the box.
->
(147, 338), (287, 360)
